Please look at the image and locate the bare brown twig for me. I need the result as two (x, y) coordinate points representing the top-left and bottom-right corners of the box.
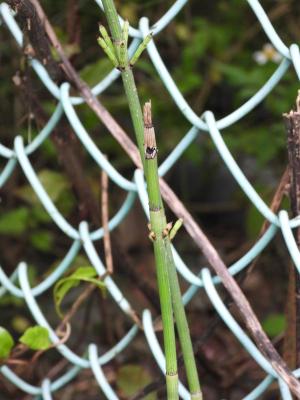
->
(101, 164), (114, 276)
(283, 92), (300, 369)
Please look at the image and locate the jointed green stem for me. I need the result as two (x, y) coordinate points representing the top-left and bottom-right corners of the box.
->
(101, 0), (145, 166)
(98, 2), (202, 398)
(121, 68), (145, 164)
(144, 103), (178, 398)
(145, 103), (202, 399)
(164, 240), (202, 398)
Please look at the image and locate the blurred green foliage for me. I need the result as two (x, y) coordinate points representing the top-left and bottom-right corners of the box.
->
(116, 364), (155, 399)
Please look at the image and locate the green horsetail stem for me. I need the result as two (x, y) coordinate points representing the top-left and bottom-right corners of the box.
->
(122, 20), (129, 48)
(97, 37), (118, 67)
(130, 33), (153, 66)
(144, 103), (202, 400)
(99, 24), (115, 54)
(99, 1), (203, 397)
(144, 102), (179, 399)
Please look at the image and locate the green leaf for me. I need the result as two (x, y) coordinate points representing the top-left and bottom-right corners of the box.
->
(19, 326), (51, 350)
(117, 364), (155, 399)
(262, 314), (286, 338)
(0, 207), (30, 235)
(0, 327), (14, 359)
(53, 266), (106, 317)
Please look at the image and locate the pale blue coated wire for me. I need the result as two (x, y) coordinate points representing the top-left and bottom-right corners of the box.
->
(14, 136), (80, 239)
(0, 158), (17, 187)
(204, 111), (278, 225)
(31, 39), (141, 104)
(135, 167), (278, 289)
(89, 344), (119, 400)
(0, 4), (140, 104)
(0, 268), (18, 297)
(290, 44), (300, 80)
(139, 17), (290, 132)
(246, 0), (290, 58)
(14, 134), (136, 242)
(94, 0), (188, 38)
(0, 103), (63, 187)
(79, 221), (133, 315)
(0, 240), (80, 298)
(0, 366), (41, 395)
(89, 190), (137, 241)
(1, 362), (95, 395)
(279, 210), (300, 274)
(242, 375), (274, 400)
(202, 270), (293, 399)
(18, 262), (139, 369)
(60, 83), (136, 192)
(201, 268), (276, 377)
(158, 126), (199, 177)
(0, 143), (15, 158)
(41, 379), (53, 400)
(278, 378), (293, 400)
(0, 191), (135, 296)
(26, 103), (64, 155)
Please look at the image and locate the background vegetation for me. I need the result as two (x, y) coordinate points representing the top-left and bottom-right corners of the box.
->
(0, 0), (299, 398)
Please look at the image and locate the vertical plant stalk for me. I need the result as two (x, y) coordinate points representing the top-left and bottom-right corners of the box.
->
(144, 102), (179, 399)
(100, 1), (145, 167)
(283, 91), (300, 367)
(143, 103), (202, 399)
(99, 1), (202, 398)
(164, 239), (202, 399)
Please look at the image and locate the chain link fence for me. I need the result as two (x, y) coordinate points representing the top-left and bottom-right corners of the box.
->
(0, 0), (300, 398)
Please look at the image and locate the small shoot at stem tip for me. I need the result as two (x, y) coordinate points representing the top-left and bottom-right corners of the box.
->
(169, 218), (184, 240)
(130, 32), (153, 66)
(97, 36), (119, 68)
(98, 24), (114, 53)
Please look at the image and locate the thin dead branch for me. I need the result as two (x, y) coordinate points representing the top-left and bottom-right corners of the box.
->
(283, 91), (300, 368)
(101, 164), (114, 276)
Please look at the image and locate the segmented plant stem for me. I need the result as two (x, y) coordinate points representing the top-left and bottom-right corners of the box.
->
(145, 102), (202, 400)
(144, 102), (179, 398)
(165, 240), (202, 399)
(100, 2), (202, 398)
(101, 0), (145, 167)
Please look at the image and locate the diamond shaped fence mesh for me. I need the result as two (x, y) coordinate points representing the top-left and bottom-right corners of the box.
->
(0, 0), (300, 399)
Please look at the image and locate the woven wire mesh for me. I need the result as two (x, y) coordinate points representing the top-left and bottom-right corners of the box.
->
(0, 0), (300, 399)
